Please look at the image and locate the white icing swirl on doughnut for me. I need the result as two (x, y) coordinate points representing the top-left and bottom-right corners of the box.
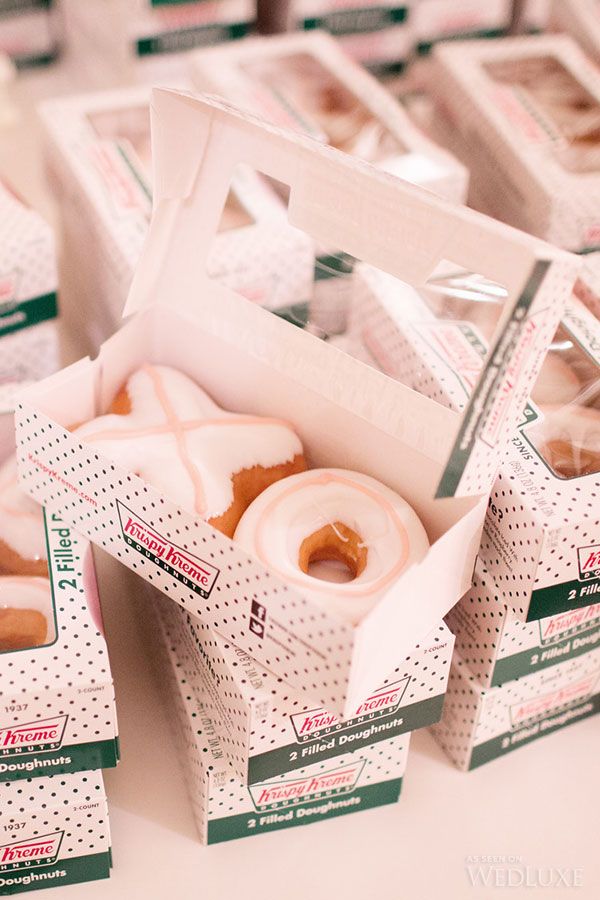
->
(234, 468), (430, 625)
(74, 365), (303, 520)
(0, 456), (46, 565)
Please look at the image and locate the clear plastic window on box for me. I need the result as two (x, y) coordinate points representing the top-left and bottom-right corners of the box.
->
(528, 327), (600, 479)
(243, 52), (406, 166)
(485, 56), (600, 174)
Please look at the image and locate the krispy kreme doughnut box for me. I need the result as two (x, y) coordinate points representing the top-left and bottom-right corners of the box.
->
(155, 585), (453, 783)
(0, 506), (119, 783)
(39, 84), (313, 354)
(190, 31), (469, 206)
(410, 0), (512, 56)
(0, 178), (59, 392)
(478, 299), (600, 623)
(293, 2), (412, 76)
(150, 592), (410, 844)
(62, 0), (253, 87)
(0, 770), (111, 894)
(432, 35), (600, 253)
(447, 560), (600, 689)
(16, 91), (579, 718)
(431, 646), (600, 770)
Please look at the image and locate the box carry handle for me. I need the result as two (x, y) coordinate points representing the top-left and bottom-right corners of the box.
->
(125, 88), (544, 318)
(124, 90), (574, 501)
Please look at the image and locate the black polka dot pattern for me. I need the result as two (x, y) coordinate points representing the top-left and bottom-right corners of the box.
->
(0, 516), (118, 778)
(0, 770), (111, 863)
(157, 591), (453, 781)
(431, 647), (600, 769)
(147, 590), (411, 843)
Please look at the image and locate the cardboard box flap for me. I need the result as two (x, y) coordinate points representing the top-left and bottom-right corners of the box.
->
(125, 89), (578, 498)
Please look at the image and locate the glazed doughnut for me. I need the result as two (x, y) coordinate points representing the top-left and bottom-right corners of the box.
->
(0, 456), (48, 577)
(537, 404), (600, 478)
(0, 577), (51, 651)
(531, 355), (582, 408)
(74, 365), (307, 538)
(234, 468), (430, 625)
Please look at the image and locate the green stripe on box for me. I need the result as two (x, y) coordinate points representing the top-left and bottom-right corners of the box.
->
(368, 59), (408, 78)
(248, 694), (444, 784)
(273, 301), (309, 329)
(528, 579), (600, 622)
(469, 694), (600, 770)
(314, 253), (355, 281)
(491, 625), (600, 687)
(0, 0), (52, 14)
(436, 260), (550, 499)
(0, 851), (111, 895)
(0, 739), (119, 782)
(416, 28), (507, 56)
(13, 48), (59, 70)
(207, 778), (403, 844)
(136, 21), (249, 56)
(0, 292), (57, 339)
(302, 6), (408, 35)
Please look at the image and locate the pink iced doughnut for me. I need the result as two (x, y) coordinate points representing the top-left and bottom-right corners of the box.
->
(234, 468), (430, 625)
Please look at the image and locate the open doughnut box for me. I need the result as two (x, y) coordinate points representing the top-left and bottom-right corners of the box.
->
(15, 90), (580, 718)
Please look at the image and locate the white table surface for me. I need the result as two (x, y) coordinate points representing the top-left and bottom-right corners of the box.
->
(2, 51), (600, 900)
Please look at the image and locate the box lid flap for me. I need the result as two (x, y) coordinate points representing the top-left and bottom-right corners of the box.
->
(125, 88), (579, 499)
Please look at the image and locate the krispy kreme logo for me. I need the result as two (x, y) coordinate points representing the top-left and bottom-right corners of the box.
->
(539, 604), (600, 645)
(290, 677), (410, 742)
(116, 502), (219, 598)
(578, 544), (600, 582)
(480, 315), (538, 449)
(0, 832), (63, 873)
(413, 322), (486, 397)
(0, 716), (68, 757)
(249, 760), (365, 811)
(509, 672), (600, 729)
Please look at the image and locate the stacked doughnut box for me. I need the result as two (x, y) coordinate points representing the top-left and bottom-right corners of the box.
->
(14, 69), (582, 850)
(0, 177), (117, 891)
(349, 236), (600, 771)
(0, 466), (118, 892)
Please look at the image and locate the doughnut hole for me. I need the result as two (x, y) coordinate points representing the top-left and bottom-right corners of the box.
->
(298, 522), (367, 584)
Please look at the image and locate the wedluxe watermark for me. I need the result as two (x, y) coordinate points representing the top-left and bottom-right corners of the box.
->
(465, 856), (584, 889)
